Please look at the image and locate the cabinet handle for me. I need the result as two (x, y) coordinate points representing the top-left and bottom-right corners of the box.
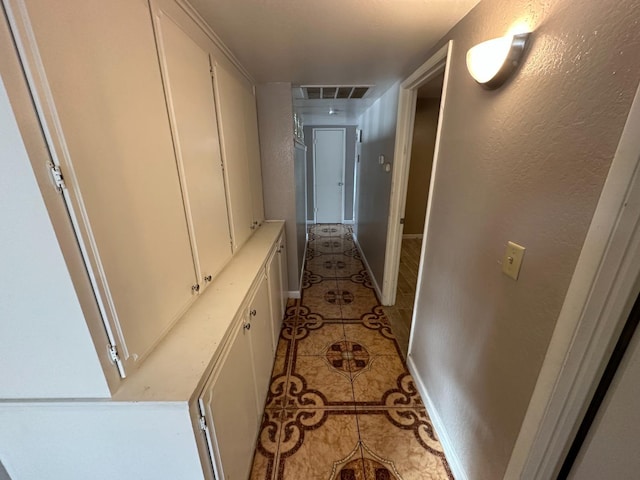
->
(204, 275), (212, 283)
(250, 309), (257, 317)
(244, 322), (251, 330)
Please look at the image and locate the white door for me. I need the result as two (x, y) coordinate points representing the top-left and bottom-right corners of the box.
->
(314, 129), (345, 223)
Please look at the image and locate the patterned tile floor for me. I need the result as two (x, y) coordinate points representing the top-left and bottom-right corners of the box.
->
(250, 224), (454, 480)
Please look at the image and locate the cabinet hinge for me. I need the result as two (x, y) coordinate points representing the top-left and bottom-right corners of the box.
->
(192, 283), (201, 294)
(108, 344), (121, 364)
(198, 415), (208, 432)
(47, 161), (66, 192)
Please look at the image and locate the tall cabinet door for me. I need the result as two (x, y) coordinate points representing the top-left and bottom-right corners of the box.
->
(214, 66), (256, 251)
(11, 0), (197, 366)
(248, 275), (274, 413)
(243, 90), (265, 227)
(153, 11), (232, 288)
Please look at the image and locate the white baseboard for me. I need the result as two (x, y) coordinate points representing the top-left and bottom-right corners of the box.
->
(402, 233), (423, 239)
(287, 290), (301, 299)
(343, 220), (354, 225)
(406, 354), (469, 480)
(352, 233), (383, 302)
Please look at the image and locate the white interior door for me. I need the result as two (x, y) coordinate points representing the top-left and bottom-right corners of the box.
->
(314, 129), (345, 223)
(154, 12), (232, 287)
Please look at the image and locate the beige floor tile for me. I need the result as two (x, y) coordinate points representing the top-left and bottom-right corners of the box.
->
(343, 324), (400, 357)
(356, 409), (453, 480)
(273, 410), (361, 480)
(350, 356), (421, 407)
(287, 355), (355, 407)
(294, 323), (346, 356)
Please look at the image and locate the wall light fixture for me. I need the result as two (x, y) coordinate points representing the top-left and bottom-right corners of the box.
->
(466, 33), (530, 89)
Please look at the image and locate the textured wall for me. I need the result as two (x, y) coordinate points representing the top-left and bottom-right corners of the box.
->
(404, 98), (439, 235)
(303, 125), (357, 221)
(355, 82), (400, 286)
(256, 83), (303, 291)
(408, 0), (640, 478)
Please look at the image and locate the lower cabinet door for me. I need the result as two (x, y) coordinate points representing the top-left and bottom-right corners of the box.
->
(199, 319), (258, 480)
(278, 234), (289, 315)
(248, 274), (275, 414)
(266, 246), (284, 352)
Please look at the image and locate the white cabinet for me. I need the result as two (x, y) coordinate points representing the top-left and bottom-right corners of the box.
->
(199, 318), (258, 480)
(248, 274), (275, 412)
(5, 0), (265, 379)
(267, 231), (289, 351)
(10, 0), (198, 368)
(199, 273), (274, 480)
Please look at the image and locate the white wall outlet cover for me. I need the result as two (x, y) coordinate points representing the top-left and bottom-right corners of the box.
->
(378, 154), (385, 164)
(502, 241), (525, 280)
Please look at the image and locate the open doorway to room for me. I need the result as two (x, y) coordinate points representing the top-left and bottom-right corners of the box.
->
(380, 42), (452, 357)
(383, 74), (444, 357)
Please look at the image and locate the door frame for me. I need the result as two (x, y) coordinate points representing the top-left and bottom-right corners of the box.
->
(312, 127), (346, 223)
(381, 41), (452, 306)
(504, 76), (640, 478)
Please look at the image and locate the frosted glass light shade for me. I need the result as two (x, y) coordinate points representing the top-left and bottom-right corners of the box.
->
(466, 33), (530, 89)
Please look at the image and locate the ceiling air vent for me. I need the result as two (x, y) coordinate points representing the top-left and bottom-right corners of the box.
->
(301, 85), (371, 100)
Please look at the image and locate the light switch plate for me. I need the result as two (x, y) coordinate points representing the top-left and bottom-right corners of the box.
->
(502, 241), (525, 280)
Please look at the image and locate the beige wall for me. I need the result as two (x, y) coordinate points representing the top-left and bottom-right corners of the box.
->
(404, 98), (439, 235)
(409, 0), (640, 478)
(256, 83), (305, 292)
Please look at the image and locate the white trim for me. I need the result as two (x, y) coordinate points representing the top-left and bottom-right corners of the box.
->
(352, 233), (383, 302)
(312, 128), (347, 223)
(407, 354), (469, 480)
(504, 78), (640, 478)
(343, 220), (355, 225)
(381, 42), (452, 306)
(287, 290), (301, 300)
(402, 234), (423, 240)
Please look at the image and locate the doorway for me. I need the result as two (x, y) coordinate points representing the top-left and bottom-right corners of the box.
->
(382, 72), (445, 356)
(381, 42), (451, 308)
(313, 128), (346, 223)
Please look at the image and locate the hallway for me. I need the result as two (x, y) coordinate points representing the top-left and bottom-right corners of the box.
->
(250, 224), (453, 479)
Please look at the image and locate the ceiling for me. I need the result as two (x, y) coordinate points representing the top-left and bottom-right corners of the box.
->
(189, 0), (480, 124)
